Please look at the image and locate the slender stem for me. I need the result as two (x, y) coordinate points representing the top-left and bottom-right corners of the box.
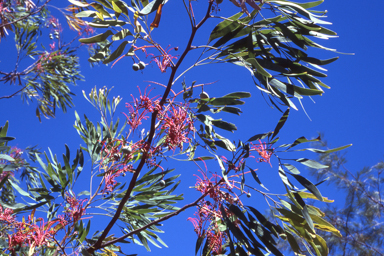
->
(0, 86), (27, 100)
(95, 192), (207, 250)
(87, 1), (214, 253)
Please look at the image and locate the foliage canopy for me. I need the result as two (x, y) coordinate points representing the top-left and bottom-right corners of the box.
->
(0, 0), (352, 255)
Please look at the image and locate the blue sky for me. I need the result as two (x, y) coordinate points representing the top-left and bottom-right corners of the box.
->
(1, 0), (384, 255)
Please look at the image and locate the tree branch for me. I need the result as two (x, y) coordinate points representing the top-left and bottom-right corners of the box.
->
(87, 1), (214, 253)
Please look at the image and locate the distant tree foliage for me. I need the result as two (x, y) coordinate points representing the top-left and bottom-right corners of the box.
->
(310, 139), (384, 256)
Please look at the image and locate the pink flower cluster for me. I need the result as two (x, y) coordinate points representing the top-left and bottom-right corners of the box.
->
(58, 193), (87, 226)
(0, 206), (57, 252)
(250, 139), (273, 166)
(188, 202), (227, 255)
(160, 105), (194, 150)
(123, 86), (161, 132)
(189, 167), (244, 254)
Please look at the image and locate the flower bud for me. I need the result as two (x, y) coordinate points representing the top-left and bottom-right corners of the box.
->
(132, 63), (140, 71)
(199, 92), (209, 99)
(138, 61), (146, 70)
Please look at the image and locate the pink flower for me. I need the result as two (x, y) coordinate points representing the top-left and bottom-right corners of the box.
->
(251, 139), (273, 166)
(123, 86), (160, 132)
(0, 206), (15, 223)
(160, 105), (194, 150)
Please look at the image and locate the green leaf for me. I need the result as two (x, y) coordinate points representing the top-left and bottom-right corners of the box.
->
(209, 97), (245, 106)
(0, 121), (9, 137)
(79, 30), (114, 44)
(195, 235), (205, 255)
(247, 58), (272, 78)
(247, 132), (273, 142)
(283, 163), (300, 174)
(302, 56), (339, 66)
(286, 135), (321, 150)
(139, 0), (165, 16)
(0, 154), (14, 161)
(216, 155), (231, 187)
(222, 92), (251, 99)
(103, 41), (128, 64)
(295, 158), (328, 169)
(211, 120), (237, 132)
(68, 0), (90, 7)
(208, 11), (244, 43)
(0, 137), (15, 143)
(249, 168), (268, 190)
(272, 108), (289, 140)
(111, 29), (132, 41)
(290, 173), (323, 201)
(285, 231), (301, 255)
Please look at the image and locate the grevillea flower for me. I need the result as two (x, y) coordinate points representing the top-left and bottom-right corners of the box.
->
(0, 206), (15, 223)
(160, 105), (194, 150)
(123, 86), (161, 132)
(58, 193), (87, 226)
(2, 209), (59, 252)
(251, 139), (273, 166)
(188, 201), (227, 255)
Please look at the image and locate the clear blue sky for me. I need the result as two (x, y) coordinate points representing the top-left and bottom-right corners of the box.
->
(1, 0), (383, 255)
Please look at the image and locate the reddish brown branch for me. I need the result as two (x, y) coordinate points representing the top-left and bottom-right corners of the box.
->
(95, 192), (208, 250)
(87, 1), (214, 253)
(0, 86), (26, 100)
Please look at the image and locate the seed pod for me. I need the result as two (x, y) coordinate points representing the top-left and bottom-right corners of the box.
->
(247, 192), (251, 198)
(200, 92), (209, 99)
(138, 61), (146, 70)
(122, 146), (132, 154)
(132, 63), (140, 71)
(160, 180), (166, 187)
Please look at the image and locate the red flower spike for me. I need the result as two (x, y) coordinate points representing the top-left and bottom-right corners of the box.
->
(251, 139), (273, 166)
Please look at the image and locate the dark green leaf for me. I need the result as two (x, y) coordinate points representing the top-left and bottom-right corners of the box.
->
(295, 158), (328, 169)
(211, 120), (237, 132)
(291, 173), (323, 201)
(79, 30), (114, 44)
(103, 41), (128, 64)
(271, 108), (289, 140)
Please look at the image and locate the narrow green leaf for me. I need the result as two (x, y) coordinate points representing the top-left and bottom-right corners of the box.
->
(79, 30), (114, 44)
(211, 120), (237, 132)
(295, 158), (328, 169)
(247, 58), (272, 78)
(139, 0), (165, 16)
(272, 108), (289, 140)
(291, 173), (323, 201)
(208, 11), (243, 42)
(103, 41), (128, 64)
